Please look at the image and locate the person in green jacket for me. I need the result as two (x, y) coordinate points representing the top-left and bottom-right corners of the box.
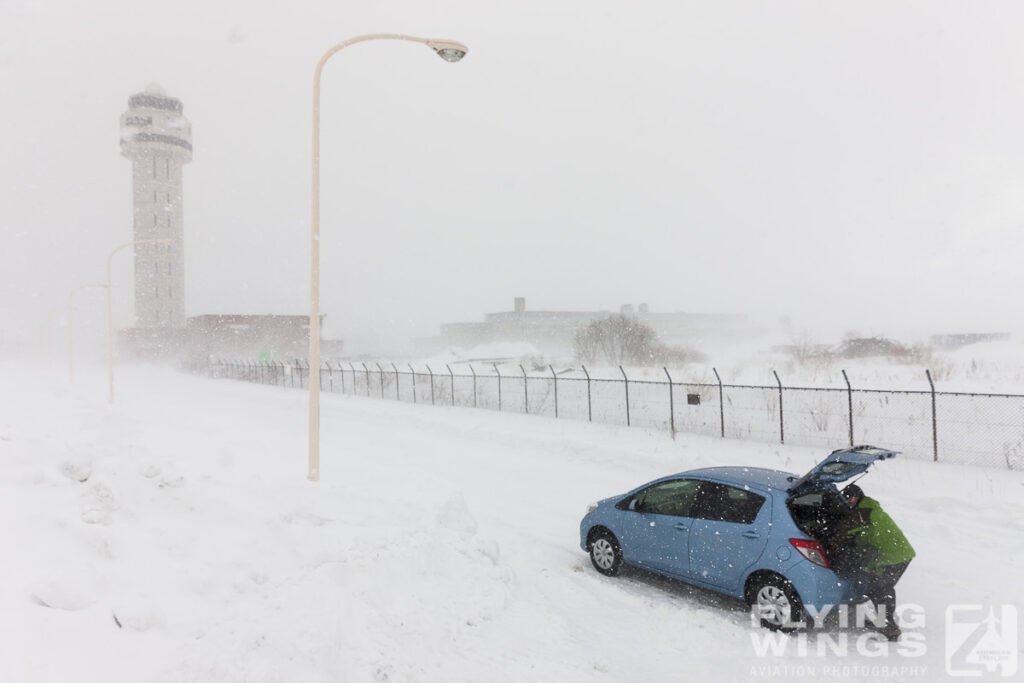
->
(842, 484), (916, 640)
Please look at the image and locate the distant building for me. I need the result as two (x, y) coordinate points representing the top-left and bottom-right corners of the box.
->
(120, 85), (191, 329)
(184, 315), (344, 362)
(416, 298), (754, 355)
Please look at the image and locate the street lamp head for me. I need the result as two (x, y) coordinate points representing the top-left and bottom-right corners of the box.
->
(426, 39), (468, 63)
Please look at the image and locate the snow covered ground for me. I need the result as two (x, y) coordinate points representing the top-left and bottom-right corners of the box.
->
(2, 362), (1022, 682)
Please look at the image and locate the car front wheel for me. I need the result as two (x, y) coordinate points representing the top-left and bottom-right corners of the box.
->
(588, 530), (623, 577)
(748, 574), (805, 632)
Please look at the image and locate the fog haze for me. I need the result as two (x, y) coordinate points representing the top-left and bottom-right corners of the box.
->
(3, 1), (1024, 355)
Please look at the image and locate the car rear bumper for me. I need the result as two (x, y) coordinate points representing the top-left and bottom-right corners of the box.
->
(784, 560), (863, 612)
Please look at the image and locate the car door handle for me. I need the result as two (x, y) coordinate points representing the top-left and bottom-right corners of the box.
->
(673, 522), (689, 531)
(741, 530), (761, 539)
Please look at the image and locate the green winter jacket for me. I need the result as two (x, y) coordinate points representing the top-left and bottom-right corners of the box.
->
(847, 496), (915, 575)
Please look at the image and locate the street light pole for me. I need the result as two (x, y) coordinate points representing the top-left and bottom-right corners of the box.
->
(47, 308), (63, 370)
(308, 33), (468, 482)
(68, 283), (108, 384)
(106, 239), (172, 404)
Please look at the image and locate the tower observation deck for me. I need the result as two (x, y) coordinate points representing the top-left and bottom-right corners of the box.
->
(120, 85), (192, 328)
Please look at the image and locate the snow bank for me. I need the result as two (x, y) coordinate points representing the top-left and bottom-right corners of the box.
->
(2, 361), (1021, 682)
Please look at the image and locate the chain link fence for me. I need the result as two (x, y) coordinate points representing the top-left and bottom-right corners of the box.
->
(204, 360), (1024, 470)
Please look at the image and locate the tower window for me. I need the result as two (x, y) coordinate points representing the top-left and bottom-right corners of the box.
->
(167, 263), (171, 275)
(155, 286), (159, 298)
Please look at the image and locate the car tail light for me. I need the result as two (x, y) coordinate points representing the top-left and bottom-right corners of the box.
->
(789, 538), (831, 569)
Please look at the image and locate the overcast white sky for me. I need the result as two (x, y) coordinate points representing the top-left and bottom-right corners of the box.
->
(2, 0), (1024, 354)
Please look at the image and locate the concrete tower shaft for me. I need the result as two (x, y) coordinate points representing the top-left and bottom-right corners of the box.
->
(120, 86), (192, 328)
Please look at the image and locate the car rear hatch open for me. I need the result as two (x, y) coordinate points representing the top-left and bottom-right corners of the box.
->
(787, 445), (899, 499)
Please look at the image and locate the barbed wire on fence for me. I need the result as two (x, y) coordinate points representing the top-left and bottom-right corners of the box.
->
(204, 359), (1024, 471)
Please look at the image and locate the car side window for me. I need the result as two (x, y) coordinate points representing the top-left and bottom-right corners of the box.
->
(691, 481), (765, 524)
(632, 479), (702, 517)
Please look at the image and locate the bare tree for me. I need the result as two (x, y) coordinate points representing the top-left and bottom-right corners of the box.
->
(573, 314), (658, 365)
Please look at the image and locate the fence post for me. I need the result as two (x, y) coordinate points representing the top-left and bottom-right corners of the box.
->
(469, 364), (477, 408)
(278, 361), (286, 387)
(664, 367), (675, 438)
(582, 365), (592, 422)
(408, 364), (417, 403)
(376, 362), (385, 399)
(620, 366), (630, 427)
(494, 364), (502, 412)
(550, 365), (558, 419)
(392, 363), (400, 400)
(447, 364), (455, 406)
(291, 360), (298, 389)
(713, 367), (725, 438)
(926, 369), (938, 462)
(520, 364), (529, 414)
(842, 369), (854, 446)
(427, 364), (435, 405)
(773, 369), (784, 444)
(348, 362), (357, 395)
(339, 362), (346, 394)
(361, 362), (370, 397)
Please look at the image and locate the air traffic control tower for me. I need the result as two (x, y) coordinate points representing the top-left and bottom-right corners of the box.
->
(120, 85), (192, 329)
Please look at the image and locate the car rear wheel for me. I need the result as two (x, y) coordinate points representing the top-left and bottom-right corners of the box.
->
(589, 530), (623, 577)
(748, 574), (805, 632)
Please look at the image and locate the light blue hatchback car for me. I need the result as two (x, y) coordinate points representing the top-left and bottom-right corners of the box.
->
(579, 446), (897, 630)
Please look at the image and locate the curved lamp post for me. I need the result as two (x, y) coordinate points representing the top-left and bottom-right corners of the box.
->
(308, 34), (468, 482)
(106, 239), (172, 404)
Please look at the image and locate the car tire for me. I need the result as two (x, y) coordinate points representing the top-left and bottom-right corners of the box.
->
(747, 574), (805, 632)
(588, 530), (623, 577)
